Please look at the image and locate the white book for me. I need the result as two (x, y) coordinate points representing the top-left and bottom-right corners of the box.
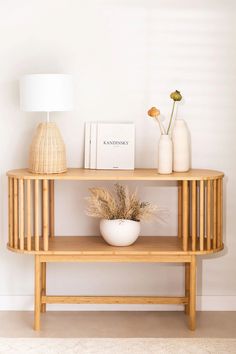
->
(96, 123), (135, 170)
(84, 122), (91, 169)
(90, 122), (97, 169)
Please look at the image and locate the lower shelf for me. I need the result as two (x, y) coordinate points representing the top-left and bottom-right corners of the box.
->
(8, 236), (224, 256)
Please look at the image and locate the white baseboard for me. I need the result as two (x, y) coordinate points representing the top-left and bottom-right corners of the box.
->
(0, 295), (236, 311)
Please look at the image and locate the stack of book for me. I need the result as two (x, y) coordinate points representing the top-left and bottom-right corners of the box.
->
(84, 122), (135, 170)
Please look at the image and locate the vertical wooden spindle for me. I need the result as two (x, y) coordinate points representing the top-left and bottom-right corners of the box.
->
(19, 179), (24, 250)
(220, 178), (223, 247)
(26, 180), (31, 251)
(8, 178), (14, 247)
(41, 181), (43, 238)
(213, 179), (217, 250)
(207, 180), (212, 250)
(182, 181), (189, 251)
(13, 178), (18, 249)
(199, 180), (204, 251)
(43, 180), (49, 251)
(217, 178), (222, 248)
(191, 181), (197, 251)
(178, 181), (182, 238)
(34, 180), (39, 251)
(49, 180), (55, 238)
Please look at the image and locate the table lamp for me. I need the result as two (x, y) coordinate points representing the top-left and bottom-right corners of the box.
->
(20, 74), (73, 174)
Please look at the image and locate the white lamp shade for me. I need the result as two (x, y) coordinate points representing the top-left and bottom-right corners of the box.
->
(20, 74), (74, 112)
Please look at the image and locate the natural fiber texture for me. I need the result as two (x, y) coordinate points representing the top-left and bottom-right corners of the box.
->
(29, 122), (67, 174)
(86, 184), (162, 222)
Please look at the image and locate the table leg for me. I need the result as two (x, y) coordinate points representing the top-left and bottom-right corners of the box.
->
(41, 262), (46, 313)
(189, 255), (196, 330)
(34, 255), (41, 331)
(185, 262), (190, 315)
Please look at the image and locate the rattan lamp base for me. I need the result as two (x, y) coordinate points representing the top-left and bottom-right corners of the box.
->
(29, 122), (67, 174)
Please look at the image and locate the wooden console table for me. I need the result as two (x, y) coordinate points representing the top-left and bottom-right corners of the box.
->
(6, 168), (224, 331)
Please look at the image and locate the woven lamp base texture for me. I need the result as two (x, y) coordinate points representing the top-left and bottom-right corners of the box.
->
(29, 122), (67, 174)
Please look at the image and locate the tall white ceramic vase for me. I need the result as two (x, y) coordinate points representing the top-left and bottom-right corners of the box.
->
(172, 119), (190, 172)
(158, 134), (173, 174)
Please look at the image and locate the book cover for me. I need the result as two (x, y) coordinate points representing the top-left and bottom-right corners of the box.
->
(96, 123), (135, 170)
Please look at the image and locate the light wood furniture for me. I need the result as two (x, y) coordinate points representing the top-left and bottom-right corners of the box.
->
(7, 168), (224, 331)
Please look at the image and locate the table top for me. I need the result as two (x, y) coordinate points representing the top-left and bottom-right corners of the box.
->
(7, 168), (224, 181)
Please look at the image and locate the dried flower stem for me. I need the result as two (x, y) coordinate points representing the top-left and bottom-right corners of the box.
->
(86, 184), (163, 222)
(155, 117), (166, 135)
(167, 100), (176, 135)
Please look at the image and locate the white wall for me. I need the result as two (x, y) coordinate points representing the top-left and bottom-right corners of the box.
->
(0, 0), (236, 311)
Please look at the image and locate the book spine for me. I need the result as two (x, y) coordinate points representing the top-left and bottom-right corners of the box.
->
(84, 122), (91, 168)
(90, 122), (97, 169)
(96, 123), (102, 169)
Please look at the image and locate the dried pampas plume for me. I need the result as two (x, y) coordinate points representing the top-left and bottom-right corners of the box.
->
(85, 184), (165, 222)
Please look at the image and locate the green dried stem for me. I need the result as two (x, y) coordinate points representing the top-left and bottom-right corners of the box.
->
(167, 100), (176, 135)
(167, 90), (182, 135)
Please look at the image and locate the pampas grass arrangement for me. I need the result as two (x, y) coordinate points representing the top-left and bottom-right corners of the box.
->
(86, 184), (162, 222)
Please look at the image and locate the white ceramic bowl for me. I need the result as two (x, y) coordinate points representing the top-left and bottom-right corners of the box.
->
(100, 219), (141, 246)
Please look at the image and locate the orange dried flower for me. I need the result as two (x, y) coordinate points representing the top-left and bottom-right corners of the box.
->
(148, 107), (160, 118)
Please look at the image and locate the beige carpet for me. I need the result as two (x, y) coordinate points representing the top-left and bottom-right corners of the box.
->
(0, 338), (235, 354)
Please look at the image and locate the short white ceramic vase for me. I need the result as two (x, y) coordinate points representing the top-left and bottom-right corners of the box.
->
(172, 119), (191, 172)
(158, 134), (173, 174)
(100, 219), (141, 246)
